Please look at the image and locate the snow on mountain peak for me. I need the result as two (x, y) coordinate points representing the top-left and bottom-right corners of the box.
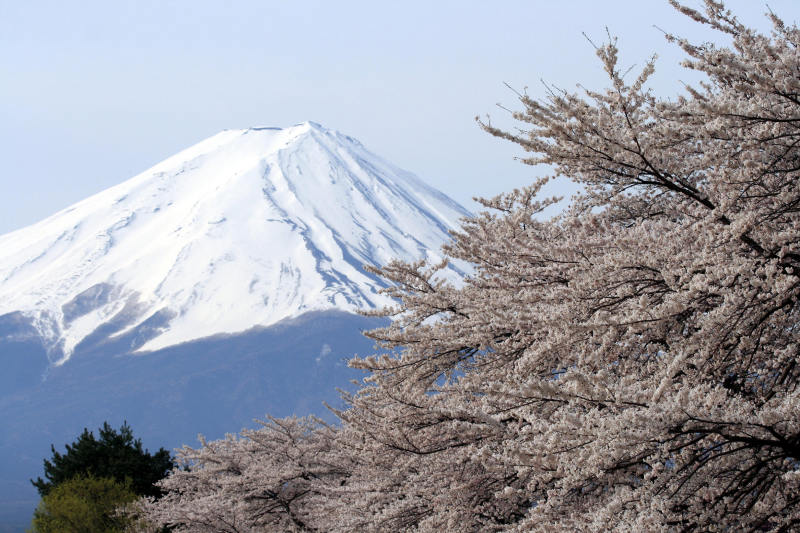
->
(0, 123), (470, 363)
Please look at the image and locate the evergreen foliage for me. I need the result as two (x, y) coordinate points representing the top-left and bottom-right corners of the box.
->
(31, 421), (172, 498)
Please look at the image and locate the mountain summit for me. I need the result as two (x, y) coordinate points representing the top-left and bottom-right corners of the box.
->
(0, 122), (469, 363)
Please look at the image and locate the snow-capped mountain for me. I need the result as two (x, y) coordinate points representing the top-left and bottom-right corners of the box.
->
(0, 122), (469, 363)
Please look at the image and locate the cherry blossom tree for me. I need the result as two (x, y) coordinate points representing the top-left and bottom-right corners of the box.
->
(136, 417), (349, 532)
(138, 2), (800, 531)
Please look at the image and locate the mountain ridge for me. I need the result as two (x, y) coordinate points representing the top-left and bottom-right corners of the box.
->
(0, 122), (469, 363)
(0, 122), (469, 528)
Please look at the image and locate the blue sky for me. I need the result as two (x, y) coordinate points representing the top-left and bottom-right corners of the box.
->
(1, 1), (797, 234)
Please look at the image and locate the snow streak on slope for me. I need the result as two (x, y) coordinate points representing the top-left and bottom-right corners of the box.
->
(0, 122), (470, 362)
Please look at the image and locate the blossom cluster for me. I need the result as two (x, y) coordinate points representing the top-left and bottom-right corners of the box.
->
(138, 2), (800, 531)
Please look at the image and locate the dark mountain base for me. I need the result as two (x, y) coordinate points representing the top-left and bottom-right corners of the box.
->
(0, 310), (385, 531)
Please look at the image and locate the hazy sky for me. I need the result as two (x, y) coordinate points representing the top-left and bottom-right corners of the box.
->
(1, 1), (797, 234)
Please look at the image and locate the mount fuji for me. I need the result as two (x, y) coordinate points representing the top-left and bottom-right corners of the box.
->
(0, 121), (467, 364)
(0, 122), (469, 530)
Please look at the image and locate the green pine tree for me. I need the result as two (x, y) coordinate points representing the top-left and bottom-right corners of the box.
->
(31, 421), (173, 498)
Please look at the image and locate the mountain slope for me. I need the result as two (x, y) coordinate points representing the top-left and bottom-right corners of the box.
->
(0, 310), (386, 532)
(0, 123), (470, 529)
(0, 122), (468, 362)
